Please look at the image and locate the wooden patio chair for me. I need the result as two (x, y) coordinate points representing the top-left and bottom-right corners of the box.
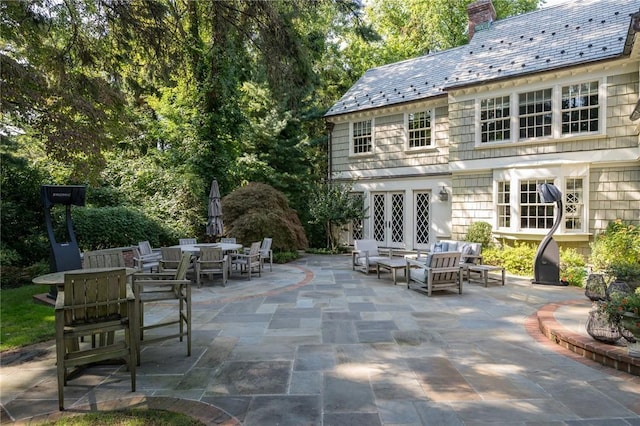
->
(179, 238), (197, 245)
(82, 249), (125, 268)
(159, 247), (183, 272)
(406, 251), (463, 296)
(230, 241), (261, 280)
(259, 237), (273, 271)
(55, 268), (137, 410)
(352, 239), (391, 274)
(195, 246), (227, 287)
(132, 252), (193, 362)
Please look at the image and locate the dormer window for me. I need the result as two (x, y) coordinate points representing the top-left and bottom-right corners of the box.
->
(351, 119), (373, 155)
(406, 110), (434, 149)
(476, 78), (603, 145)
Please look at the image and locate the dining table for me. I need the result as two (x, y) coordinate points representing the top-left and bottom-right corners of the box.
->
(32, 267), (138, 294)
(169, 242), (243, 254)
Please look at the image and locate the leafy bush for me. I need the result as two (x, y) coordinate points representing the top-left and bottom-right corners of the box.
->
(560, 247), (587, 287)
(483, 242), (537, 276)
(590, 220), (640, 287)
(72, 206), (175, 251)
(465, 221), (493, 247)
(483, 241), (587, 285)
(222, 182), (308, 251)
(274, 251), (300, 263)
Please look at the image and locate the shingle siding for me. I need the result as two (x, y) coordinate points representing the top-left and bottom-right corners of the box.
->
(590, 165), (640, 233)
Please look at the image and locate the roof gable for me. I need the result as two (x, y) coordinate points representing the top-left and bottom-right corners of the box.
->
(326, 0), (639, 118)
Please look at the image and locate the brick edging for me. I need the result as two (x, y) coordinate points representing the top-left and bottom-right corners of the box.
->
(528, 300), (640, 377)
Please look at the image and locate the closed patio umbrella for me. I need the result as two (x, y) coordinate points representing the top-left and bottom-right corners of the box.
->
(206, 179), (224, 236)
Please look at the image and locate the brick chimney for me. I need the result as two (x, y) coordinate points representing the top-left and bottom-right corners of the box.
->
(467, 0), (497, 41)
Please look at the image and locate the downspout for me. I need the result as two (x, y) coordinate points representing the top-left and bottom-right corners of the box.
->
(326, 121), (335, 183)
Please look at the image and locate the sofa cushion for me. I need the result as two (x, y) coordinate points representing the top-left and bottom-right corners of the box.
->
(354, 239), (379, 257)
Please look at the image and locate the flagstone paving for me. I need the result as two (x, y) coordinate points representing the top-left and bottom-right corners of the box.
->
(2, 254), (639, 425)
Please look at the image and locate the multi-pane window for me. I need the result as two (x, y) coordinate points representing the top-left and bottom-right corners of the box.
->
(519, 89), (552, 139)
(408, 111), (432, 148)
(352, 120), (372, 154)
(561, 82), (599, 134)
(520, 179), (555, 229)
(565, 179), (584, 230)
(480, 96), (511, 143)
(497, 181), (511, 228)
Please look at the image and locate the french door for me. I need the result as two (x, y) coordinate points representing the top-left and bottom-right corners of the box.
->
(413, 191), (431, 250)
(372, 192), (405, 248)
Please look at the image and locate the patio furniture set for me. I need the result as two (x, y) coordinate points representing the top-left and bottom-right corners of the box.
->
(352, 239), (505, 296)
(34, 237), (274, 410)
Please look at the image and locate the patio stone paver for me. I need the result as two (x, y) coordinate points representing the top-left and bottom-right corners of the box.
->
(1, 253), (639, 425)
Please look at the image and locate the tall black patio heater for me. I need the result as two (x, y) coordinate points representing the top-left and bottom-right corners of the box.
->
(41, 185), (86, 297)
(532, 183), (567, 286)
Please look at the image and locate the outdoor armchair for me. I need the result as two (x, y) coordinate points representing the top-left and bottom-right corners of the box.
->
(132, 252), (193, 363)
(406, 251), (463, 296)
(195, 246), (227, 287)
(230, 241), (261, 280)
(55, 268), (137, 410)
(259, 237), (273, 271)
(352, 239), (392, 274)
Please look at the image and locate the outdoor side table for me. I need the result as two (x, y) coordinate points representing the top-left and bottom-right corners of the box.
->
(376, 257), (407, 285)
(467, 264), (505, 287)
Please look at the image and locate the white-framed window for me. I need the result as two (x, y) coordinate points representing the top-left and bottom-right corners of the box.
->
(476, 78), (603, 145)
(564, 178), (584, 230)
(493, 166), (588, 234)
(518, 89), (552, 139)
(351, 119), (373, 155)
(406, 110), (433, 149)
(561, 81), (599, 134)
(497, 181), (511, 228)
(519, 178), (555, 229)
(480, 96), (511, 143)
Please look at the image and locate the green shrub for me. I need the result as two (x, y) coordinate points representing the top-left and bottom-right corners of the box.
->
(560, 247), (587, 287)
(465, 221), (493, 247)
(274, 251), (299, 263)
(590, 220), (640, 286)
(72, 206), (175, 251)
(483, 241), (587, 284)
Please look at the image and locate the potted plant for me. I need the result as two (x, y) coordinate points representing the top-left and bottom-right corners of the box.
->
(598, 288), (640, 355)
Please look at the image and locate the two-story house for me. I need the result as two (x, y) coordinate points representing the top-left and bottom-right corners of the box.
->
(325, 0), (640, 254)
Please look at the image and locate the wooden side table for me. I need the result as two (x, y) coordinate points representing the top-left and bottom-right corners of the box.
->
(467, 264), (505, 287)
(376, 258), (407, 285)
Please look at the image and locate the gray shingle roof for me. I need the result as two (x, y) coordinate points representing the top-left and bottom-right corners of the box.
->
(325, 0), (639, 118)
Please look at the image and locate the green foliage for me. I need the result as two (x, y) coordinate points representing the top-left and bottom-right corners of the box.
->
(308, 183), (366, 250)
(1, 285), (55, 351)
(274, 251), (300, 264)
(597, 287), (640, 326)
(483, 242), (537, 276)
(37, 409), (206, 426)
(221, 183), (308, 251)
(483, 241), (587, 285)
(465, 221), (493, 247)
(72, 207), (174, 251)
(559, 247), (587, 287)
(0, 137), (51, 265)
(590, 220), (640, 285)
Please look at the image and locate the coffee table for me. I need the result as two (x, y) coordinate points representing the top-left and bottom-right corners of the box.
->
(467, 264), (505, 287)
(376, 257), (407, 285)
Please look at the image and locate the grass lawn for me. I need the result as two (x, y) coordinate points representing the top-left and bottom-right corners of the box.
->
(1, 284), (56, 352)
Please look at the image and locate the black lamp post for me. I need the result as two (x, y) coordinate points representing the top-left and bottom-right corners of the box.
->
(532, 183), (567, 286)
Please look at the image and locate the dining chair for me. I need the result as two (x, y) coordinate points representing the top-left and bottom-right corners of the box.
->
(220, 237), (236, 244)
(195, 246), (227, 287)
(132, 252), (193, 363)
(159, 247), (183, 272)
(82, 249), (126, 268)
(132, 246), (160, 272)
(259, 237), (273, 271)
(230, 241), (262, 280)
(55, 268), (137, 410)
(179, 238), (198, 245)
